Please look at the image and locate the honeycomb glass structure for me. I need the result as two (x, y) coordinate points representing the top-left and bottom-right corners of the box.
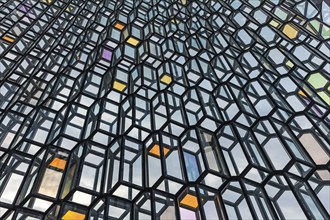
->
(0, 0), (329, 219)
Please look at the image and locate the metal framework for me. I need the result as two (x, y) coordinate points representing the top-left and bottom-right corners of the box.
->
(0, 0), (329, 219)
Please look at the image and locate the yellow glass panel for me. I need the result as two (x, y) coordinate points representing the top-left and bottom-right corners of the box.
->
(62, 210), (85, 220)
(127, 37), (140, 46)
(298, 90), (307, 97)
(49, 158), (66, 170)
(180, 194), (198, 209)
(270, 20), (279, 27)
(113, 81), (126, 92)
(286, 60), (294, 68)
(160, 74), (172, 85)
(114, 22), (125, 30)
(2, 36), (14, 43)
(283, 24), (298, 39)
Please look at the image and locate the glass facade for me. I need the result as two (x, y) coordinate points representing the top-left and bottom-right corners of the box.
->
(0, 0), (329, 219)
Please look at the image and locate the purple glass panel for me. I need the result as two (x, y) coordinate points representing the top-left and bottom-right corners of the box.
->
(102, 48), (112, 61)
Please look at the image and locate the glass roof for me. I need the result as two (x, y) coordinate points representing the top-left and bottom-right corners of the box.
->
(0, 0), (329, 219)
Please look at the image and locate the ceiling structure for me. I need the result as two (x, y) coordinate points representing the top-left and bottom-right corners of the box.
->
(0, 0), (329, 219)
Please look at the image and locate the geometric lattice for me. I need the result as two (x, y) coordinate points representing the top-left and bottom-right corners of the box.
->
(0, 0), (329, 219)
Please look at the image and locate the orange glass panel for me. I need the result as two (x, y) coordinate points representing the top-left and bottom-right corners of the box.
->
(62, 210), (85, 220)
(49, 158), (67, 170)
(180, 194), (199, 209)
(163, 147), (170, 156)
(2, 36), (14, 43)
(114, 22), (125, 30)
(149, 144), (170, 157)
(149, 144), (161, 157)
